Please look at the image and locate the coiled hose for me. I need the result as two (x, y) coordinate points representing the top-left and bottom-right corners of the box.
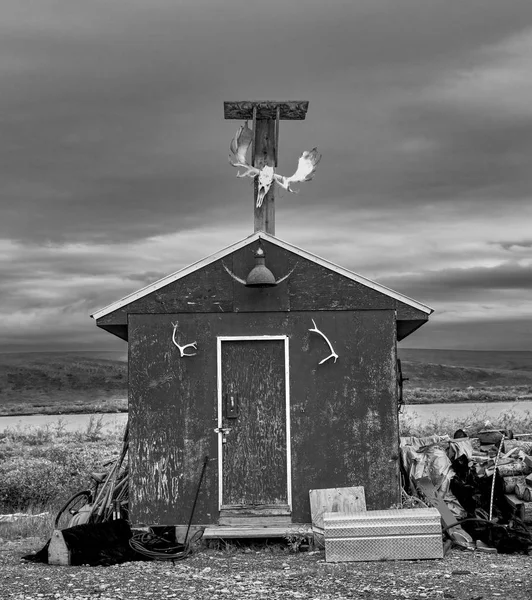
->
(129, 528), (204, 561)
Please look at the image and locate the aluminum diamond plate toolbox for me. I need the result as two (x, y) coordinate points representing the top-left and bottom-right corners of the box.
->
(324, 508), (443, 562)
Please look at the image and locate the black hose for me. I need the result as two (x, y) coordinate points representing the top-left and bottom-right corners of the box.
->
(442, 517), (507, 534)
(129, 529), (203, 561)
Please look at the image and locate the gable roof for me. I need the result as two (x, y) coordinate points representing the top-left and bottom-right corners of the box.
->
(91, 231), (433, 321)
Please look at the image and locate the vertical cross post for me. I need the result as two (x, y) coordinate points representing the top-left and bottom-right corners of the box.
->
(224, 101), (309, 235)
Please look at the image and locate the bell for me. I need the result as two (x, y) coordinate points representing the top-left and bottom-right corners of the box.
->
(245, 246), (277, 287)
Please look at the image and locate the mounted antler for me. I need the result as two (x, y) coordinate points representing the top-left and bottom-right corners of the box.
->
(309, 319), (338, 365)
(229, 121), (321, 207)
(171, 322), (197, 357)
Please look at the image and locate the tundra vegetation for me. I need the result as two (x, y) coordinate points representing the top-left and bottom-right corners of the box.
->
(1, 409), (532, 542)
(1, 349), (532, 541)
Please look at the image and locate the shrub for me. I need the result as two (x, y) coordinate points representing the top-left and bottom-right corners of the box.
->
(0, 425), (120, 512)
(399, 408), (532, 438)
(0, 458), (74, 510)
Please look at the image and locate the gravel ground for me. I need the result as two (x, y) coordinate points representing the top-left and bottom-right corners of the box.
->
(1, 538), (530, 600)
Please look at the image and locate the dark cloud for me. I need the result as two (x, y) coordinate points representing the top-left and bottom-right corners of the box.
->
(494, 240), (532, 251)
(400, 318), (532, 351)
(1, 1), (532, 350)
(381, 263), (532, 303)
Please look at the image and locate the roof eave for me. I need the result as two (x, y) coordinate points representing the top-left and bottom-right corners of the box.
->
(91, 231), (434, 320)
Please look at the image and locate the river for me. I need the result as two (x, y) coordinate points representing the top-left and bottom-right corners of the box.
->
(0, 400), (531, 433)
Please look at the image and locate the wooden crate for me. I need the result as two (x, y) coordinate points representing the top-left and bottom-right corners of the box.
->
(505, 494), (532, 523)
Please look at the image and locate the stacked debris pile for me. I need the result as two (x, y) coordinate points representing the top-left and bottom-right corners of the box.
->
(400, 430), (532, 554)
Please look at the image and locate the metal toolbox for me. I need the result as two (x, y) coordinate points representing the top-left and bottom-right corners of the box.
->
(324, 508), (443, 562)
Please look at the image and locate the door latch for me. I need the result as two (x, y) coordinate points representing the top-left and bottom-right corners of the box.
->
(214, 426), (231, 443)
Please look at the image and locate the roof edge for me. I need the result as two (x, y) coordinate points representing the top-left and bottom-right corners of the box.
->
(91, 231), (433, 320)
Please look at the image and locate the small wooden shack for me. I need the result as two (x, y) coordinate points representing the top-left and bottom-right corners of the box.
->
(91, 101), (433, 536)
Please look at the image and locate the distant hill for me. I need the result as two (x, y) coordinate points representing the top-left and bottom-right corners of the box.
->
(398, 349), (532, 372)
(0, 351), (127, 415)
(1, 349), (531, 415)
(397, 348), (532, 403)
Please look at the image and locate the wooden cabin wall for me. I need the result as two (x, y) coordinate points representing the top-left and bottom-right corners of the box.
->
(97, 239), (428, 333)
(128, 310), (398, 527)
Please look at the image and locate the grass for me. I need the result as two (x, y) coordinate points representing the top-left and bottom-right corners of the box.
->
(1, 407), (531, 543)
(0, 508), (56, 541)
(0, 395), (128, 417)
(0, 418), (126, 541)
(399, 406), (532, 438)
(404, 384), (532, 404)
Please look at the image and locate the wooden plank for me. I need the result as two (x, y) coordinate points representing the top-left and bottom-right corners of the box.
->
(221, 339), (287, 507)
(224, 100), (309, 120)
(48, 530), (70, 566)
(309, 487), (366, 531)
(504, 439), (532, 454)
(253, 118), (276, 234)
(415, 477), (458, 529)
(128, 310), (400, 527)
(128, 314), (218, 526)
(503, 475), (526, 494)
(288, 256), (396, 311)
(98, 260), (233, 326)
(204, 524), (312, 539)
(515, 483), (532, 502)
(497, 462), (530, 477)
(220, 506), (291, 516)
(505, 493), (532, 522)
(290, 310), (400, 519)
(219, 515), (292, 526)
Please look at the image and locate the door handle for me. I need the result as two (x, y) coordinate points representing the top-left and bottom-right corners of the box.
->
(224, 393), (239, 419)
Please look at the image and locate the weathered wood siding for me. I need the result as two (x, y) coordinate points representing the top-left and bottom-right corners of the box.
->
(221, 339), (287, 507)
(128, 310), (398, 526)
(97, 240), (428, 329)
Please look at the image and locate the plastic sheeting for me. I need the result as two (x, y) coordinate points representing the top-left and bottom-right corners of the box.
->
(400, 437), (466, 519)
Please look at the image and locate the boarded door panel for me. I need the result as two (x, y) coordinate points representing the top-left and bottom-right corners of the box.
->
(221, 339), (287, 508)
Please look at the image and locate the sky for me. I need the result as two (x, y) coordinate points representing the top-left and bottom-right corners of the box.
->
(1, 0), (531, 353)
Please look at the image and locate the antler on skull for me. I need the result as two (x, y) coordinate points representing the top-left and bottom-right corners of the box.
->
(229, 122), (321, 203)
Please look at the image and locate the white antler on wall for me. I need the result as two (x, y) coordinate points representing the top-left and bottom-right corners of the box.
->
(171, 322), (197, 357)
(309, 319), (339, 365)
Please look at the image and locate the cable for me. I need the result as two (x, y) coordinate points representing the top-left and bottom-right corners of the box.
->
(129, 529), (204, 561)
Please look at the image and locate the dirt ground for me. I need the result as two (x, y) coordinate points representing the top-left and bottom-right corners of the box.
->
(0, 538), (530, 600)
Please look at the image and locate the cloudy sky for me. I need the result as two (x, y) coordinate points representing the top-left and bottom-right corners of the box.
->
(1, 0), (531, 353)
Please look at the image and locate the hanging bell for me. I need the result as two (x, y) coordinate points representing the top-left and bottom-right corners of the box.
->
(245, 246), (277, 287)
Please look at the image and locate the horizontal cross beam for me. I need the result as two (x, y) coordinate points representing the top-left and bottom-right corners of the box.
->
(224, 100), (309, 120)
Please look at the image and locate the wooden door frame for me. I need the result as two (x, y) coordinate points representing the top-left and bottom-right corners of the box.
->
(216, 335), (291, 511)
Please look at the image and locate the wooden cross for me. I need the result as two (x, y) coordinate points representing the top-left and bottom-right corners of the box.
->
(224, 100), (309, 235)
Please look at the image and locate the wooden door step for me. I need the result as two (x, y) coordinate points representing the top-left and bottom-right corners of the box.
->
(219, 514), (292, 526)
(203, 523), (312, 539)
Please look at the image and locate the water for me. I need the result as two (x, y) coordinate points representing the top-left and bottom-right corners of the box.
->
(402, 400), (532, 424)
(0, 401), (531, 432)
(0, 412), (129, 433)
